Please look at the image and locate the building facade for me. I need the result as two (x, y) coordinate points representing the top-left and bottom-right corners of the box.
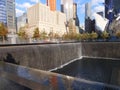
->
(17, 13), (28, 32)
(105, 0), (120, 19)
(0, 0), (16, 33)
(27, 3), (66, 36)
(61, 0), (73, 21)
(47, 0), (56, 11)
(85, 2), (91, 19)
(113, 0), (120, 15)
(73, 3), (79, 26)
(85, 2), (93, 32)
(0, 0), (7, 25)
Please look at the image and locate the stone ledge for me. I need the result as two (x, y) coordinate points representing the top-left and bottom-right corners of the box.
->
(0, 62), (120, 90)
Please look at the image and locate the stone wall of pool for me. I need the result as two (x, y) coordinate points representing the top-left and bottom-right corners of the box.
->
(0, 43), (82, 70)
(0, 42), (120, 71)
(0, 62), (119, 90)
(0, 42), (120, 90)
(82, 42), (120, 59)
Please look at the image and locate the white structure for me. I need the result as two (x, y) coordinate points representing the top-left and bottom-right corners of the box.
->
(91, 13), (109, 32)
(27, 3), (66, 36)
(61, 0), (73, 21)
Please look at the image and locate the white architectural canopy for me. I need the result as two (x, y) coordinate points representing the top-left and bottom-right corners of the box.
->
(91, 13), (109, 32)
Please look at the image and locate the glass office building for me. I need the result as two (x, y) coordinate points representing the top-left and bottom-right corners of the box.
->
(0, 0), (16, 33)
(105, 0), (120, 19)
(113, 0), (120, 15)
(61, 0), (73, 21)
(0, 0), (7, 25)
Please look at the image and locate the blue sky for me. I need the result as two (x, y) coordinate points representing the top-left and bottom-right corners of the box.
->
(16, 0), (104, 25)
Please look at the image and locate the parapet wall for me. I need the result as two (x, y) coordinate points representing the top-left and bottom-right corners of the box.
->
(82, 42), (120, 59)
(0, 42), (120, 71)
(0, 42), (120, 90)
(0, 62), (119, 90)
(0, 43), (82, 70)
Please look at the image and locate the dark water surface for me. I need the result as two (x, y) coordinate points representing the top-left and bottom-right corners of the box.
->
(53, 58), (120, 86)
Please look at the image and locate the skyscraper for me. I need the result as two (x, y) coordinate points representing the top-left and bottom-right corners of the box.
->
(105, 0), (120, 19)
(85, 2), (95, 33)
(61, 0), (73, 21)
(73, 3), (79, 26)
(85, 2), (91, 19)
(0, 0), (16, 33)
(0, 0), (7, 25)
(113, 0), (120, 14)
(47, 0), (56, 11)
(105, 0), (114, 23)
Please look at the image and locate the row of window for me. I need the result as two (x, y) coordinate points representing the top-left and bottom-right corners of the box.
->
(0, 16), (7, 19)
(0, 12), (6, 15)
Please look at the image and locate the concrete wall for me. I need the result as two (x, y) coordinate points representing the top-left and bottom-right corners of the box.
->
(0, 62), (119, 90)
(0, 43), (82, 70)
(0, 77), (30, 90)
(0, 42), (120, 90)
(82, 42), (120, 59)
(0, 42), (120, 71)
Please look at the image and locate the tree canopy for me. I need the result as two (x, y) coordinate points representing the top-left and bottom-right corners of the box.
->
(0, 23), (8, 36)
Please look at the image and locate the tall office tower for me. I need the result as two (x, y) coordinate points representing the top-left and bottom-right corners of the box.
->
(85, 2), (94, 33)
(85, 2), (91, 19)
(6, 0), (16, 33)
(47, 0), (56, 11)
(105, 0), (120, 19)
(0, 0), (7, 25)
(113, 0), (120, 15)
(73, 3), (79, 26)
(0, 0), (16, 33)
(61, 0), (73, 21)
(105, 0), (109, 19)
(105, 0), (114, 22)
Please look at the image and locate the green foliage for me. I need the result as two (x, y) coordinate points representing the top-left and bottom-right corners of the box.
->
(62, 33), (69, 40)
(116, 31), (120, 38)
(54, 33), (60, 39)
(0, 23), (8, 41)
(101, 31), (109, 39)
(62, 32), (78, 40)
(48, 31), (54, 39)
(0, 23), (8, 36)
(62, 32), (98, 41)
(80, 33), (89, 40)
(17, 29), (28, 39)
(40, 31), (48, 39)
(90, 32), (98, 40)
(33, 27), (40, 39)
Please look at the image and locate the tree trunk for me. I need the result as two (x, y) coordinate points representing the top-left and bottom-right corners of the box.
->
(2, 36), (5, 44)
